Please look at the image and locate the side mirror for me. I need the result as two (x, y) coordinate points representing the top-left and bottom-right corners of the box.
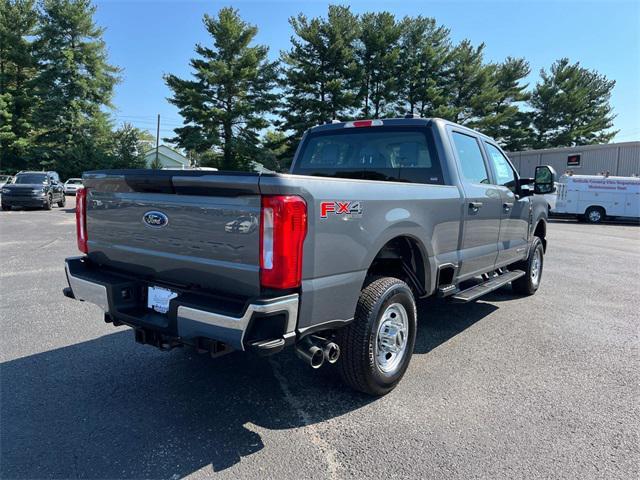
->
(534, 165), (557, 194)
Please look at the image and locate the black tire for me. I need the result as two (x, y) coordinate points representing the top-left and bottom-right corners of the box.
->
(584, 206), (605, 224)
(1, 204), (10, 211)
(44, 194), (52, 210)
(336, 277), (417, 396)
(57, 195), (66, 207)
(511, 237), (544, 296)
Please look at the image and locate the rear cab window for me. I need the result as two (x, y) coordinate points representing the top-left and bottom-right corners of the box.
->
(292, 126), (445, 185)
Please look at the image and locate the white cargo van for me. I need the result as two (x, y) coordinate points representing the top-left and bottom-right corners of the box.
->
(552, 174), (640, 223)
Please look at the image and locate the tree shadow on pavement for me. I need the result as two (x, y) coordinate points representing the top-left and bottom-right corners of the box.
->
(0, 329), (371, 479)
(1, 294), (503, 478)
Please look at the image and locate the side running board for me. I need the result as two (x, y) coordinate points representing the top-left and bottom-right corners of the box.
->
(450, 270), (525, 303)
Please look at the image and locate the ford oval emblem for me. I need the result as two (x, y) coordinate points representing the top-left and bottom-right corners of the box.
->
(142, 211), (169, 228)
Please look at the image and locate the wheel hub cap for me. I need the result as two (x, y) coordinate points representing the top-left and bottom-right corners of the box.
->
(531, 249), (542, 286)
(375, 303), (409, 374)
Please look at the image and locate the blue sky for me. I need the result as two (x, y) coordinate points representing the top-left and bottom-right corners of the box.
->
(95, 0), (640, 144)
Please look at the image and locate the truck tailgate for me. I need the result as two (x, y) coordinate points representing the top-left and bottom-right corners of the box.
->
(83, 170), (262, 297)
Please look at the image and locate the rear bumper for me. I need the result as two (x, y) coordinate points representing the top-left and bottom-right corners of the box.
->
(64, 256), (298, 351)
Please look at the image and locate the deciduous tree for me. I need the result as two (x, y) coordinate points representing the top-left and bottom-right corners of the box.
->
(0, 0), (39, 171)
(259, 129), (289, 172)
(109, 122), (153, 169)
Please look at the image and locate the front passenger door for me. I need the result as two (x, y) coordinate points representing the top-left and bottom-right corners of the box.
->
(53, 177), (64, 200)
(48, 176), (60, 201)
(483, 142), (531, 267)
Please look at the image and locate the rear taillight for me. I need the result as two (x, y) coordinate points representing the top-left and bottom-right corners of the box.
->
(76, 187), (88, 253)
(260, 195), (307, 289)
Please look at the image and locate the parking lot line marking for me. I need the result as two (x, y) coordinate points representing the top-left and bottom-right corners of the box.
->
(0, 267), (62, 278)
(269, 357), (341, 480)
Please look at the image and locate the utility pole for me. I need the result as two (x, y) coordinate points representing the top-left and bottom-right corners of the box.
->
(154, 114), (160, 168)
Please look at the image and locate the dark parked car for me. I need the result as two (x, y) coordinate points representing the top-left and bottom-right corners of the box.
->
(1, 171), (66, 210)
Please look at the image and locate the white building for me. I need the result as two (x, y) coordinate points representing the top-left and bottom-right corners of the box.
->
(508, 141), (640, 178)
(144, 145), (190, 169)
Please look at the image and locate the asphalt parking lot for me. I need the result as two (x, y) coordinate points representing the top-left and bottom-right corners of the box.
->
(1, 197), (638, 480)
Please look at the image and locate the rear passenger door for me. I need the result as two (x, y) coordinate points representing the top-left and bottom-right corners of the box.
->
(483, 142), (531, 267)
(450, 130), (502, 279)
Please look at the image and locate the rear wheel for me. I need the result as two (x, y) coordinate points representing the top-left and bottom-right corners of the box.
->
(512, 237), (544, 296)
(336, 277), (417, 396)
(1, 204), (10, 211)
(585, 206), (605, 224)
(57, 195), (66, 207)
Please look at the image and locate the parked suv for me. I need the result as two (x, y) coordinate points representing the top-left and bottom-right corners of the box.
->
(1, 171), (66, 210)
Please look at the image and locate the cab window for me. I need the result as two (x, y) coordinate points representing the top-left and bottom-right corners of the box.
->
(294, 127), (444, 185)
(484, 142), (517, 192)
(451, 132), (489, 184)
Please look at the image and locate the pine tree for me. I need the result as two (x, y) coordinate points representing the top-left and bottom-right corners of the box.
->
(357, 12), (402, 118)
(473, 57), (535, 151)
(31, 0), (120, 177)
(279, 5), (360, 144)
(397, 16), (451, 117)
(165, 7), (278, 171)
(436, 40), (499, 124)
(530, 58), (617, 147)
(0, 0), (39, 171)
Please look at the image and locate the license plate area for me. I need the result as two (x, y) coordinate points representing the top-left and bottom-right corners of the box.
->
(147, 286), (178, 314)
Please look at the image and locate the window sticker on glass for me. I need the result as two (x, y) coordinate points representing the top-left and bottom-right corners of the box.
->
(494, 159), (511, 179)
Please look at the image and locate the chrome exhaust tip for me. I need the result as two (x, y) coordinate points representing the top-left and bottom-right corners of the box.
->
(323, 342), (340, 364)
(295, 338), (325, 369)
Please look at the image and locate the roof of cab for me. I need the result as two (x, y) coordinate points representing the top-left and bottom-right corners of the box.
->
(308, 117), (433, 133)
(306, 117), (493, 141)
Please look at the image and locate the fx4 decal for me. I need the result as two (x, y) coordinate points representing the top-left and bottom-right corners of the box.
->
(320, 201), (363, 218)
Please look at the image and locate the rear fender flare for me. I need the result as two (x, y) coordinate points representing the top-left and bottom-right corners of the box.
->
(362, 224), (433, 294)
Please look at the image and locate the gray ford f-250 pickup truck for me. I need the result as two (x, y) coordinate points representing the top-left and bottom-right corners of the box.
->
(63, 117), (556, 395)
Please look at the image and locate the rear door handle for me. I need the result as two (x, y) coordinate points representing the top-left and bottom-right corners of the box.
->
(503, 202), (514, 212)
(469, 201), (483, 212)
